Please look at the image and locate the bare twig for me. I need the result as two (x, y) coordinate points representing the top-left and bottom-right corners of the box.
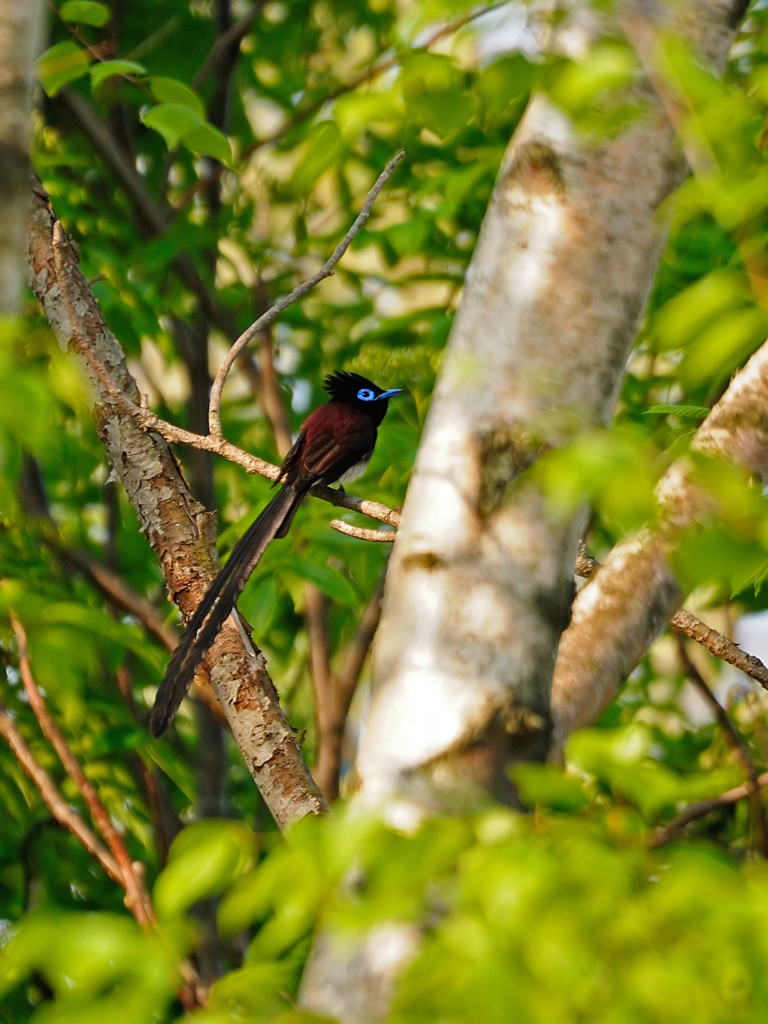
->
(651, 770), (768, 848)
(313, 576), (386, 801)
(575, 543), (768, 692)
(672, 608), (768, 691)
(676, 636), (768, 857)
(10, 611), (155, 924)
(207, 150), (406, 437)
(0, 702), (121, 884)
(329, 520), (396, 542)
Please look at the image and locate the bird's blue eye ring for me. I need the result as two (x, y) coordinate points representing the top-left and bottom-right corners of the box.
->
(357, 388), (375, 401)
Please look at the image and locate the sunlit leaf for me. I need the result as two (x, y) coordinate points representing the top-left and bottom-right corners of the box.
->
(154, 820), (256, 919)
(37, 41), (91, 96)
(60, 1), (110, 27)
(290, 121), (345, 193)
(148, 76), (206, 117)
(90, 59), (146, 88)
(140, 103), (233, 165)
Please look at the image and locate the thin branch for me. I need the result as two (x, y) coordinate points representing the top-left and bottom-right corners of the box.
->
(55, 543), (179, 653)
(575, 543), (768, 693)
(254, 277), (294, 455)
(651, 770), (768, 848)
(337, 574), (385, 699)
(0, 705), (121, 884)
(10, 611), (155, 925)
(208, 150), (406, 436)
(676, 636), (768, 857)
(672, 608), (768, 691)
(314, 575), (385, 801)
(329, 520), (396, 542)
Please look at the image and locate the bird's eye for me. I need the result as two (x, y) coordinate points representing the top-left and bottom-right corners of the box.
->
(357, 388), (375, 401)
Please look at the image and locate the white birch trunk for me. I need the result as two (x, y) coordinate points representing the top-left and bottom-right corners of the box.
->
(301, 0), (749, 1018)
(0, 0), (45, 314)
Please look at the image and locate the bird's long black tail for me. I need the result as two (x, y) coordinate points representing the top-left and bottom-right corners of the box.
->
(149, 484), (305, 736)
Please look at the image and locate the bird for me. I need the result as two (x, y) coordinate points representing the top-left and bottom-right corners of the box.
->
(149, 370), (402, 737)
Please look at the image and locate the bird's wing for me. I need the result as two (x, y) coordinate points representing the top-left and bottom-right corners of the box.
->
(298, 406), (378, 484)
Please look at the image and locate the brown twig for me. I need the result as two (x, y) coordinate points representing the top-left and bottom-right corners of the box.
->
(329, 520), (396, 542)
(0, 701), (121, 883)
(207, 150), (406, 437)
(55, 543), (179, 652)
(9, 611), (156, 924)
(575, 542), (768, 692)
(651, 770), (768, 848)
(672, 608), (768, 690)
(313, 575), (385, 800)
(676, 635), (768, 857)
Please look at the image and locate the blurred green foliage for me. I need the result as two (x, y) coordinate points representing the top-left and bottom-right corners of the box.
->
(3, 0), (768, 1019)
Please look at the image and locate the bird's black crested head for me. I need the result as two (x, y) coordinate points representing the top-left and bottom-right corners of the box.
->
(323, 371), (379, 401)
(323, 370), (403, 425)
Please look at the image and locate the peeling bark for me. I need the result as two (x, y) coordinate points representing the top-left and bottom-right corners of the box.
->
(0, 0), (45, 314)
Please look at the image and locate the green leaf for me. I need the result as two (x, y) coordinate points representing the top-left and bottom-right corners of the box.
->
(510, 764), (588, 812)
(334, 91), (401, 141)
(181, 122), (234, 167)
(154, 820), (255, 919)
(148, 76), (205, 117)
(477, 54), (536, 128)
(59, 0), (110, 26)
(37, 41), (91, 97)
(400, 53), (473, 138)
(90, 60), (146, 89)
(238, 574), (278, 634)
(209, 961), (301, 1016)
(290, 121), (345, 193)
(643, 404), (710, 420)
(548, 43), (638, 113)
(141, 103), (204, 149)
(281, 553), (360, 607)
(141, 103), (233, 166)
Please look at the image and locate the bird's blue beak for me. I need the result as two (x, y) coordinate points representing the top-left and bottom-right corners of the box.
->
(377, 388), (403, 400)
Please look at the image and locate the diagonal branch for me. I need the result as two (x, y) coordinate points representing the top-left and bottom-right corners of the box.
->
(9, 610), (156, 924)
(652, 769), (768, 849)
(0, 703), (121, 885)
(676, 636), (768, 857)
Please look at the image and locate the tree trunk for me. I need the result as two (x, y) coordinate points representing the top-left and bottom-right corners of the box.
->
(301, 0), (749, 1018)
(0, 0), (45, 314)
